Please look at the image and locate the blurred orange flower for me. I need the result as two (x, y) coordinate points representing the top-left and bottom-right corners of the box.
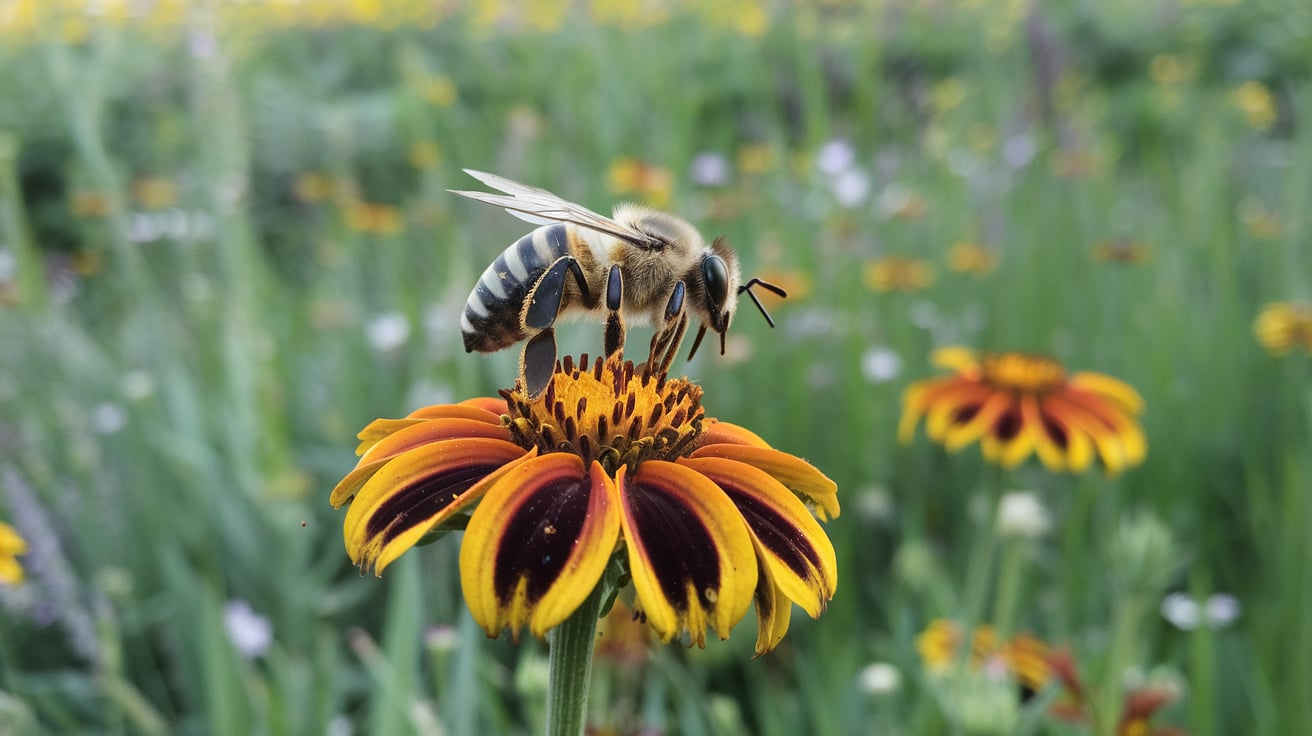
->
(863, 257), (935, 293)
(900, 348), (1147, 475)
(343, 202), (404, 235)
(917, 619), (1051, 696)
(608, 158), (673, 208)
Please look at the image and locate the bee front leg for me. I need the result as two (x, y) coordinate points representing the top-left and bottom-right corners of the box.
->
(603, 264), (625, 358)
(647, 281), (687, 374)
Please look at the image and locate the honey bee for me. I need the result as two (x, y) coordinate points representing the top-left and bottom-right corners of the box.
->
(450, 169), (786, 397)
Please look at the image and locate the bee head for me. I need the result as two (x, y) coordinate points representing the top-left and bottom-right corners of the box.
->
(701, 238), (741, 333)
(686, 238), (788, 361)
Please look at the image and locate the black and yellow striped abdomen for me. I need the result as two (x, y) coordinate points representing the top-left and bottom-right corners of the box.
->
(461, 223), (575, 353)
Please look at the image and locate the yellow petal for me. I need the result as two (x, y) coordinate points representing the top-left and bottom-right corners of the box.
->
(750, 553), (793, 655)
(689, 444), (840, 520)
(618, 461), (757, 646)
(356, 403), (504, 454)
(332, 419), (513, 507)
(342, 439), (530, 573)
(942, 391), (1011, 451)
(699, 419), (772, 448)
(930, 346), (979, 373)
(679, 456), (836, 618)
(1068, 372), (1145, 415)
(924, 382), (992, 443)
(460, 455), (620, 640)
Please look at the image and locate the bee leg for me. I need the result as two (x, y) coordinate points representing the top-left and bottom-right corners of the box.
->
(647, 281), (687, 373)
(525, 256), (590, 330)
(603, 265), (625, 358)
(520, 328), (558, 398)
(653, 312), (688, 375)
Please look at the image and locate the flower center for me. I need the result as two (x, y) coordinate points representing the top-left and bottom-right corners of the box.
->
(979, 353), (1067, 394)
(500, 354), (705, 475)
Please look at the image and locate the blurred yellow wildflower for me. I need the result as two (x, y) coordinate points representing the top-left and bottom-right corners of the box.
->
(1254, 302), (1312, 356)
(735, 143), (774, 176)
(132, 176), (178, 210)
(967, 122), (997, 153)
(344, 202), (404, 235)
(69, 189), (110, 218)
(733, 1), (770, 36)
(931, 77), (967, 114)
(1233, 81), (1277, 131)
(608, 158), (673, 208)
(1093, 239), (1150, 265)
(408, 140), (443, 170)
(419, 75), (458, 107)
(946, 241), (998, 276)
(294, 172), (335, 204)
(1238, 197), (1281, 239)
(72, 249), (105, 277)
(1, 520), (26, 586)
(863, 257), (935, 293)
(1149, 54), (1196, 86)
(589, 0), (669, 28)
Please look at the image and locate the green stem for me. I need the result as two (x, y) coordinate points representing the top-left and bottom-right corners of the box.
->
(961, 471), (1004, 636)
(1096, 593), (1144, 736)
(991, 538), (1025, 639)
(545, 584), (605, 736)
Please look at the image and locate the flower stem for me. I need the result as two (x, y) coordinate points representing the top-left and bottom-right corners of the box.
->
(991, 537), (1024, 638)
(545, 583), (605, 736)
(961, 473), (1003, 634)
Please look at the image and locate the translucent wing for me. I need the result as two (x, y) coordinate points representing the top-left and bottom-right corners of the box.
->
(450, 169), (663, 250)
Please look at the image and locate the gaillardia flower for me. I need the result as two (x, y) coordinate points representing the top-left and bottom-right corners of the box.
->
(1253, 301), (1312, 356)
(899, 348), (1146, 475)
(330, 354), (838, 653)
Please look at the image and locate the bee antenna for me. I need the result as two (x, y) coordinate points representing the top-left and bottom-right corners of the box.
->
(687, 324), (708, 361)
(737, 278), (787, 329)
(719, 329), (727, 355)
(740, 277), (788, 298)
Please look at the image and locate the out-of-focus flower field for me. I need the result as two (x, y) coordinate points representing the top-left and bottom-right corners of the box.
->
(1, 0), (1309, 733)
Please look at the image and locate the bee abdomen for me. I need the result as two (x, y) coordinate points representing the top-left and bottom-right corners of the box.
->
(461, 224), (571, 353)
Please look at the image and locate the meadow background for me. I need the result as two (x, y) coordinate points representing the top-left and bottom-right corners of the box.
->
(1, 0), (1310, 733)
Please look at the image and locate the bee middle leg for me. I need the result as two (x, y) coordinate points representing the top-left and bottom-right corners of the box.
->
(603, 265), (625, 358)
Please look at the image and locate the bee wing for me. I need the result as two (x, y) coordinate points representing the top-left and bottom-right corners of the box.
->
(451, 169), (663, 250)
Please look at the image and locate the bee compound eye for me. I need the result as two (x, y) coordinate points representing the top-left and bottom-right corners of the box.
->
(702, 255), (729, 309)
